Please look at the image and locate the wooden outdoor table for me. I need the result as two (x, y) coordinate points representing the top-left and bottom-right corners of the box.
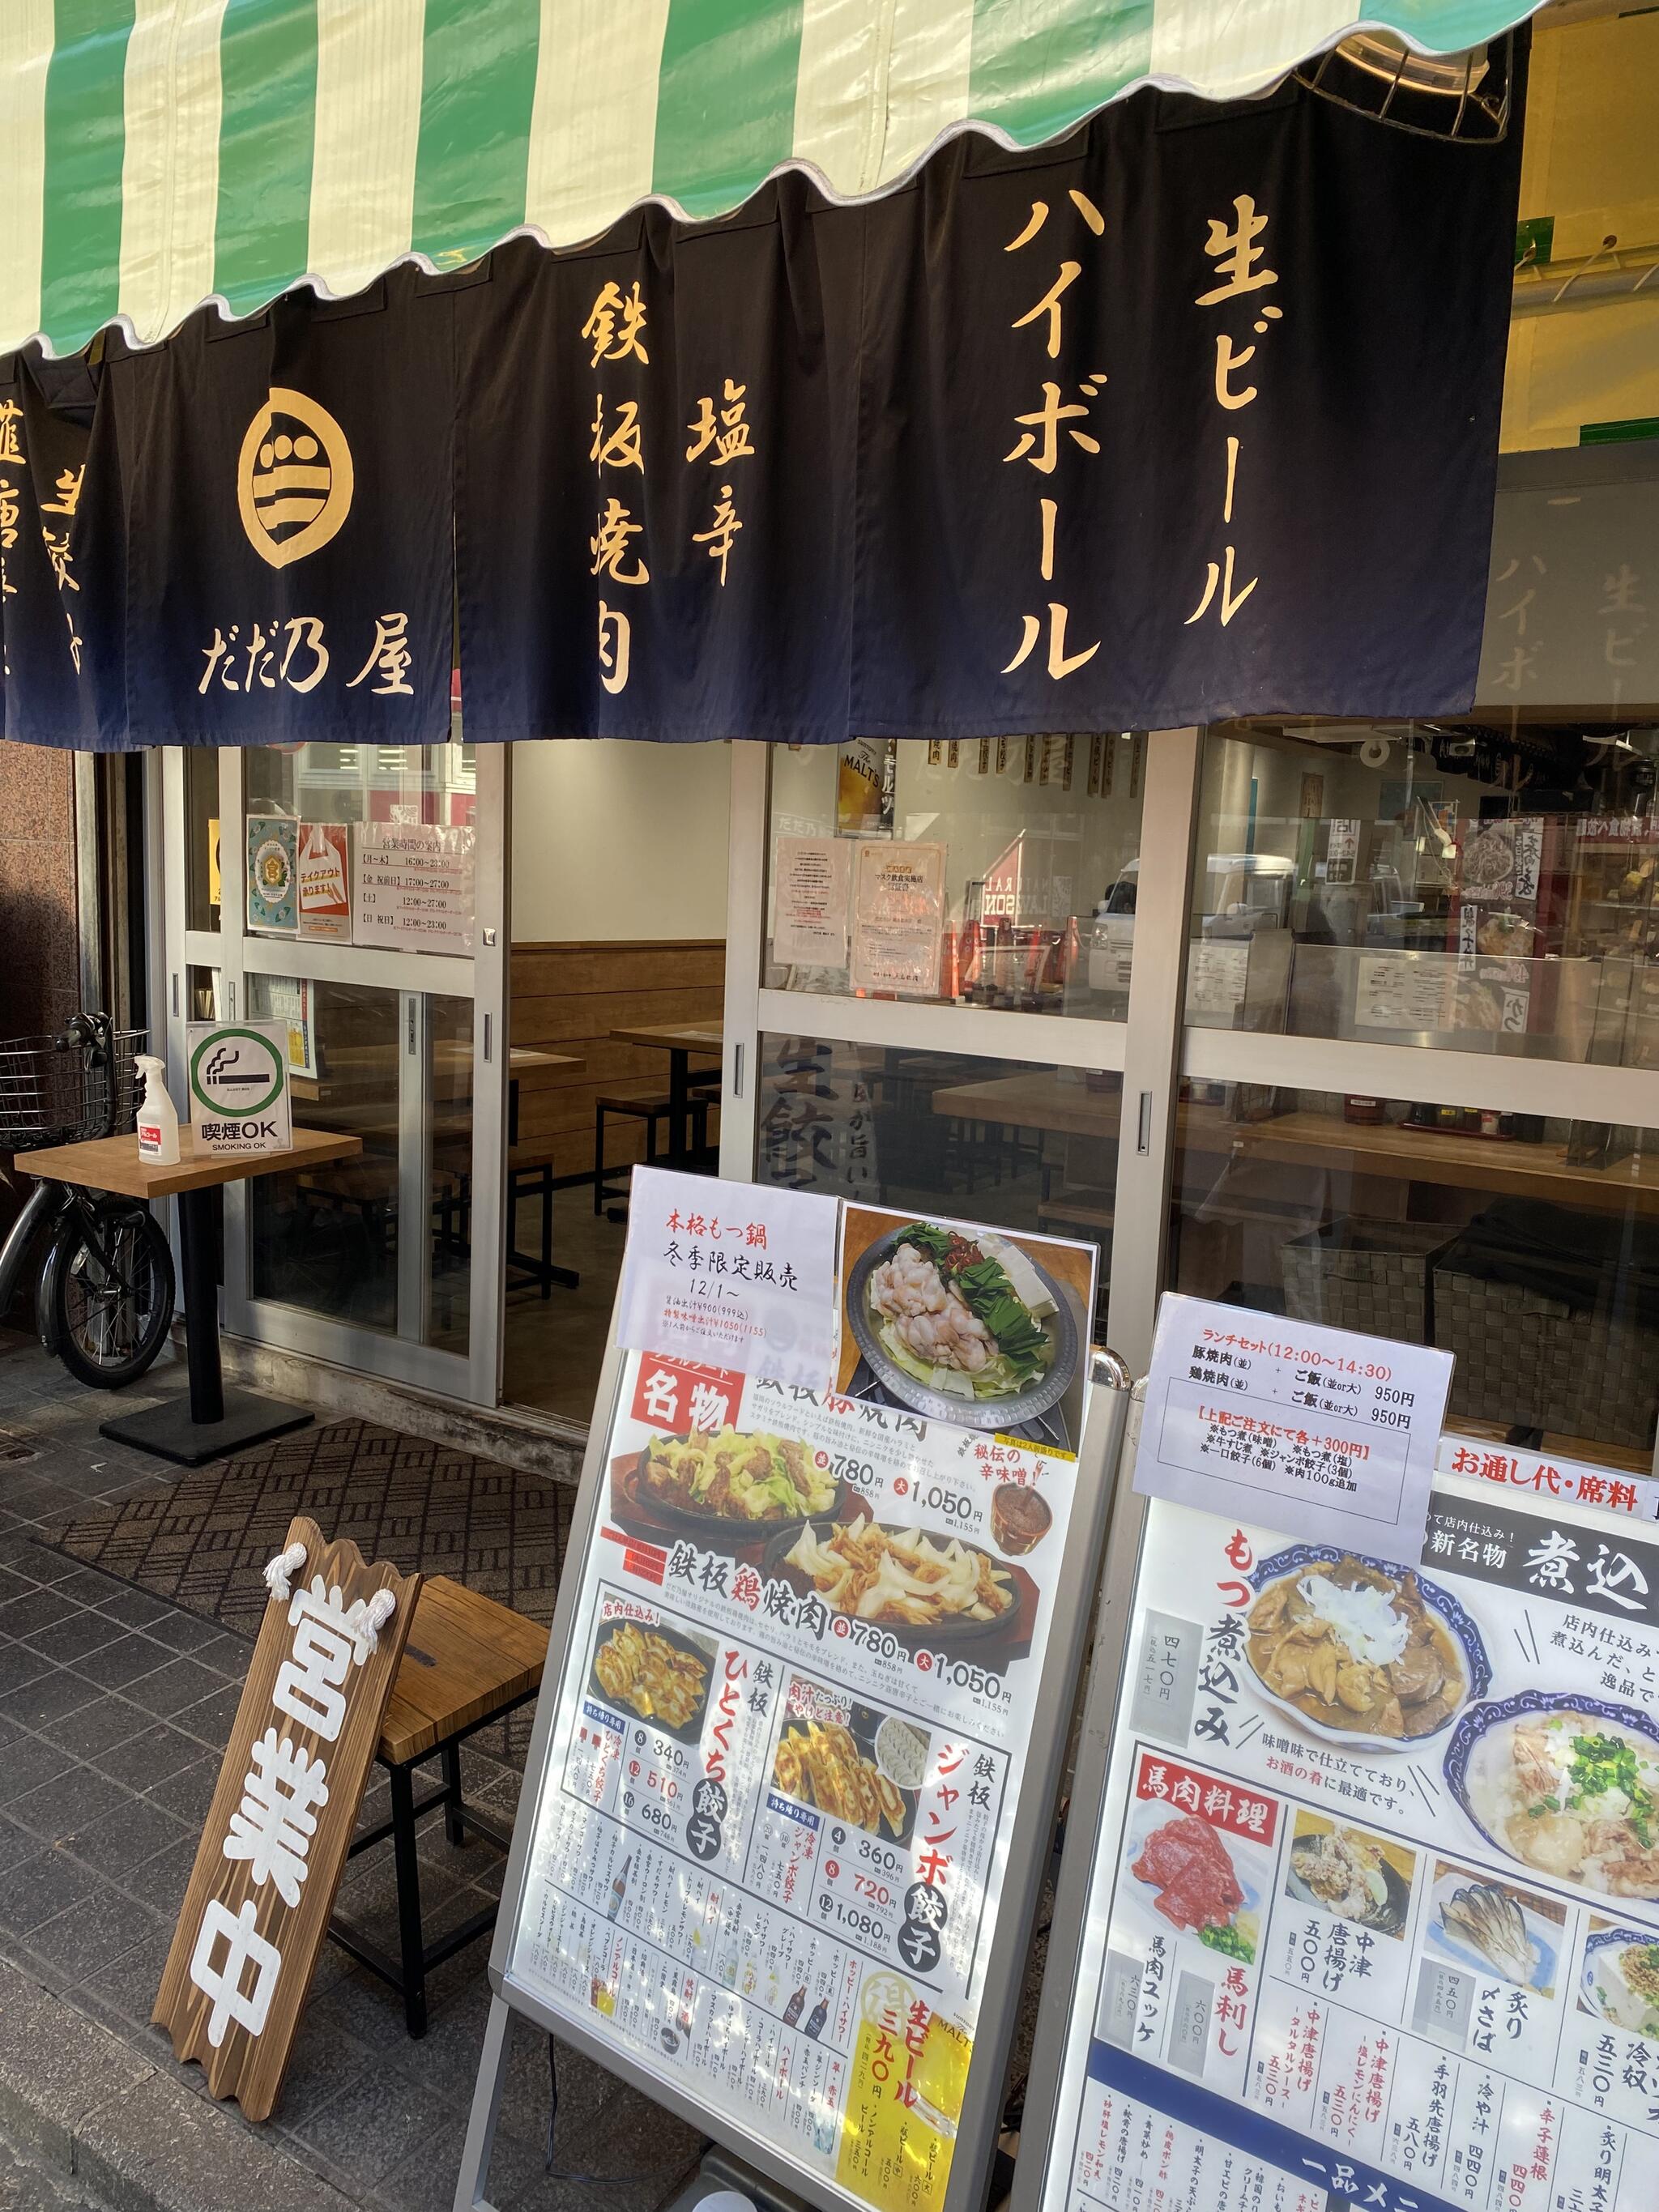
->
(328, 1576), (548, 2037)
(18, 1127), (362, 1466)
(927, 1072), (1659, 1220)
(609, 1021), (723, 1172)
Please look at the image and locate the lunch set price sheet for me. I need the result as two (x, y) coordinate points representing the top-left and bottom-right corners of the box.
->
(509, 1346), (1085, 2212)
(1039, 1480), (1659, 2212)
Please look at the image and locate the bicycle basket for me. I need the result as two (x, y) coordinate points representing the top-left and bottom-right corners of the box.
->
(0, 1025), (148, 1151)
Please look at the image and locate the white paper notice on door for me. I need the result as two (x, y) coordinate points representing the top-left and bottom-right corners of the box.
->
(614, 1167), (842, 1386)
(1133, 1291), (1451, 1562)
(773, 836), (852, 967)
(352, 821), (476, 953)
(1354, 949), (1456, 1033)
(849, 839), (945, 996)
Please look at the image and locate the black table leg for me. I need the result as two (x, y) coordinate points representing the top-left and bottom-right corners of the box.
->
(100, 1183), (315, 1466)
(508, 1076), (521, 1148)
(667, 1048), (690, 1172)
(178, 1186), (224, 1424)
(441, 1741), (467, 1847)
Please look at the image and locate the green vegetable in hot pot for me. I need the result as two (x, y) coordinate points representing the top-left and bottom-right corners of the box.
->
(868, 1223), (1057, 1401)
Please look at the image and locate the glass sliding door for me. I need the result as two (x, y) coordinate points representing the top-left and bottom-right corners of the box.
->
(160, 738), (507, 1405)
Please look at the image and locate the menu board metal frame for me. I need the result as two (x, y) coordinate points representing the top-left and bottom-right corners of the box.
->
(1008, 1446), (1150, 2212)
(454, 1329), (1134, 2212)
(1013, 1408), (1659, 2212)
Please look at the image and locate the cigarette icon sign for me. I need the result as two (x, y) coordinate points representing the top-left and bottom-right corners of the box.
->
(190, 1028), (286, 1120)
(203, 1044), (269, 1089)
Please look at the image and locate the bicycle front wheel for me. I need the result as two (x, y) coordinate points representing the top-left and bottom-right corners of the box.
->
(49, 1200), (176, 1389)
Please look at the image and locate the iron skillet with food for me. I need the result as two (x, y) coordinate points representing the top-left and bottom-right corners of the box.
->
(766, 1508), (1021, 1648)
(620, 1426), (844, 1541)
(847, 1221), (1079, 1430)
(588, 1617), (714, 1747)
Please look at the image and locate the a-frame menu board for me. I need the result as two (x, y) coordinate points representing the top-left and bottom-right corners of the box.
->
(456, 1183), (1130, 2212)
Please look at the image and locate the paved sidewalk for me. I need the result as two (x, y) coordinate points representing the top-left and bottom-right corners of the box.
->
(0, 2120), (117, 2211)
(0, 1331), (702, 2212)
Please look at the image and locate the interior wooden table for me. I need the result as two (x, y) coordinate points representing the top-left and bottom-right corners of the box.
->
(18, 1127), (362, 1466)
(291, 1043), (585, 1146)
(608, 1021), (724, 1173)
(928, 1070), (1659, 1219)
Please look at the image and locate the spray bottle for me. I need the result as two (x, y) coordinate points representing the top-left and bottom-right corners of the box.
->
(134, 1055), (181, 1166)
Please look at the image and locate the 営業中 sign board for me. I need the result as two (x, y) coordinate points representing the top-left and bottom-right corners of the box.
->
(458, 1189), (1128, 2212)
(186, 1021), (293, 1156)
(153, 1518), (417, 2121)
(1137, 1294), (1451, 1565)
(1015, 1326), (1659, 2212)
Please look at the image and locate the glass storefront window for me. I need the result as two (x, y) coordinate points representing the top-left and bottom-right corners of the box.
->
(1190, 722), (1659, 1063)
(241, 742), (477, 948)
(428, 995), (474, 1354)
(766, 735), (1145, 1016)
(241, 978), (473, 1353)
(186, 965), (220, 1022)
(246, 978), (401, 1331)
(754, 1034), (1120, 1335)
(1167, 1081), (1659, 1472)
(186, 748), (220, 933)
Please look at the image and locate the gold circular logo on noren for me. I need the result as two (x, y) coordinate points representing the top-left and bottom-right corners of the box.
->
(237, 387), (354, 568)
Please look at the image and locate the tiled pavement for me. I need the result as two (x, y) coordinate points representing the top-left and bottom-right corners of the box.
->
(0, 1332), (704, 2212)
(0, 2121), (117, 2210)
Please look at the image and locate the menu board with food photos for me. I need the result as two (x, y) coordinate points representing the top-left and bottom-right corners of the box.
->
(1015, 1456), (1659, 2212)
(464, 1184), (1124, 2212)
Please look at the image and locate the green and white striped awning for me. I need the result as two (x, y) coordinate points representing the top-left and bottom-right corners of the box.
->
(2, 0), (1537, 359)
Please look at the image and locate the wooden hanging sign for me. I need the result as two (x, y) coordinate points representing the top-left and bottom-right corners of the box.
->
(152, 1515), (419, 2120)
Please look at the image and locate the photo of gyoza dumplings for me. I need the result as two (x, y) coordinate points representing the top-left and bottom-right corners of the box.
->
(778, 1516), (1015, 1634)
(588, 1618), (713, 1742)
(773, 1720), (911, 1839)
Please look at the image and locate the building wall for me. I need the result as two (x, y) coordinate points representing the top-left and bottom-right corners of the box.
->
(0, 740), (80, 1296)
(510, 740), (731, 942)
(1503, 11), (1659, 450)
(0, 742), (80, 1040)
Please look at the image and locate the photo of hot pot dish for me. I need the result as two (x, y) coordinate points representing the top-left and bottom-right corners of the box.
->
(774, 1516), (1016, 1638)
(847, 1221), (1077, 1428)
(1247, 1549), (1486, 1750)
(629, 1428), (838, 1532)
(1447, 1694), (1659, 1902)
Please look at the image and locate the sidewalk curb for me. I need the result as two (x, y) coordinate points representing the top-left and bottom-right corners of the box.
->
(0, 1958), (356, 2212)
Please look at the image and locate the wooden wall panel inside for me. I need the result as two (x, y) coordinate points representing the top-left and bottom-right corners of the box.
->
(510, 940), (724, 1182)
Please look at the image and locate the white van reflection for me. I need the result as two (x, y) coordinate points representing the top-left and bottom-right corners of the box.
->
(1088, 852), (1298, 991)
